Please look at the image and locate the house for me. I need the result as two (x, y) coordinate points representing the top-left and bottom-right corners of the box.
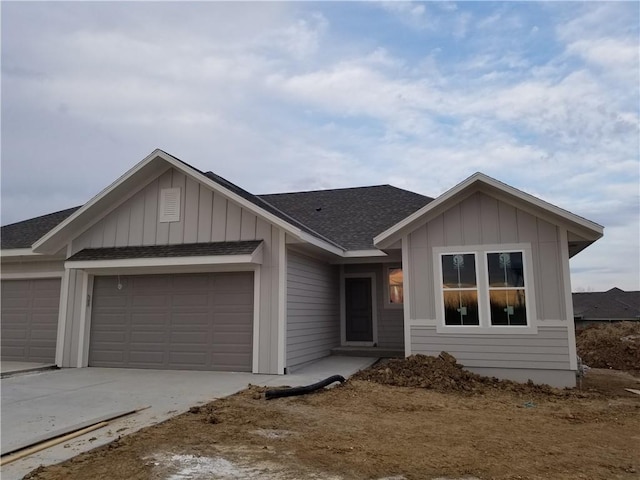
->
(573, 288), (640, 329)
(0, 149), (603, 387)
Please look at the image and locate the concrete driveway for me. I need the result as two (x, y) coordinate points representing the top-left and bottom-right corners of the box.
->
(1, 356), (375, 480)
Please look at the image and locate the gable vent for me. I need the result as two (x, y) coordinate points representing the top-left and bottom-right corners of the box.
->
(159, 187), (181, 223)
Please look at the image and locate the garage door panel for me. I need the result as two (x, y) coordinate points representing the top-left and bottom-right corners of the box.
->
(90, 272), (253, 371)
(170, 313), (210, 326)
(1, 279), (60, 363)
(171, 294), (209, 307)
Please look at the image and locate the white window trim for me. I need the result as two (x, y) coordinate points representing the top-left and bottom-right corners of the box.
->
(433, 243), (538, 335)
(384, 264), (404, 309)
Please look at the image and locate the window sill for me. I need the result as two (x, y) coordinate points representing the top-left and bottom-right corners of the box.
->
(435, 324), (538, 335)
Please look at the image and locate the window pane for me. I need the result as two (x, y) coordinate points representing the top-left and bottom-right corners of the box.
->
(388, 268), (403, 303)
(489, 289), (527, 326)
(443, 290), (479, 325)
(442, 254), (477, 288)
(487, 252), (524, 287)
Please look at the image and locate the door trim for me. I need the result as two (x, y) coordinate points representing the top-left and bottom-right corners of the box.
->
(340, 272), (377, 346)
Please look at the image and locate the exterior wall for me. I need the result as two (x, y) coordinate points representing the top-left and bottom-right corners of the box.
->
(343, 263), (404, 349)
(406, 191), (575, 385)
(59, 168), (284, 374)
(1, 258), (64, 277)
(286, 250), (340, 370)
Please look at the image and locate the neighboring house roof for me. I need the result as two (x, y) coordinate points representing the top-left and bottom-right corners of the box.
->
(260, 186), (432, 250)
(67, 240), (263, 262)
(573, 288), (640, 320)
(1, 206), (80, 249)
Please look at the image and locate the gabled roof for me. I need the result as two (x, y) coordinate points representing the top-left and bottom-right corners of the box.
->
(28, 149), (344, 255)
(260, 186), (432, 250)
(1, 206), (80, 249)
(374, 172), (604, 255)
(573, 288), (640, 320)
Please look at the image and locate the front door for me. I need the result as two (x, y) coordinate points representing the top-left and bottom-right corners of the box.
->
(345, 277), (373, 343)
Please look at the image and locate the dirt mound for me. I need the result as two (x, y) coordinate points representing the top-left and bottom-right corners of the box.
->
(353, 352), (564, 396)
(577, 321), (640, 371)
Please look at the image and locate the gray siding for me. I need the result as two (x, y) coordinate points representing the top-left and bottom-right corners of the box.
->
(411, 325), (570, 370)
(1, 260), (64, 276)
(286, 251), (340, 369)
(344, 263), (404, 349)
(408, 192), (565, 322)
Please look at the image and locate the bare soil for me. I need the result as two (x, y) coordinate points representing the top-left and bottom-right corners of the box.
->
(576, 321), (640, 372)
(23, 356), (640, 480)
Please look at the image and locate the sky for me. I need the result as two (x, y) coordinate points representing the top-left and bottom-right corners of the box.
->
(1, 1), (638, 292)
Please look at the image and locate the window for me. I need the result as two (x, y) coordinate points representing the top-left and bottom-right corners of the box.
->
(435, 245), (534, 332)
(388, 267), (403, 304)
(487, 252), (527, 326)
(441, 254), (479, 325)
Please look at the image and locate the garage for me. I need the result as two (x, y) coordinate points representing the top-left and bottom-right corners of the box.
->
(1, 278), (61, 363)
(89, 271), (254, 372)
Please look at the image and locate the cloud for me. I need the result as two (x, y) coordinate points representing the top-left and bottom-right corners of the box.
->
(1, 2), (638, 290)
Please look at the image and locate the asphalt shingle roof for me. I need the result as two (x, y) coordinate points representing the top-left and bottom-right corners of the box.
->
(259, 185), (432, 250)
(1, 206), (80, 249)
(573, 288), (640, 320)
(67, 241), (263, 262)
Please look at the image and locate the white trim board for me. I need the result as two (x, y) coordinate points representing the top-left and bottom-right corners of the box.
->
(65, 253), (261, 271)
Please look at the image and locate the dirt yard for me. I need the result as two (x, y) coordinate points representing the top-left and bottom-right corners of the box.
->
(23, 354), (640, 480)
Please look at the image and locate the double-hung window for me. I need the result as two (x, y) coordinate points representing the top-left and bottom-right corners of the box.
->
(435, 244), (536, 333)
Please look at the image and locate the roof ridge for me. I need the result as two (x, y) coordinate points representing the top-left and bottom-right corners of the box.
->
(259, 184), (431, 198)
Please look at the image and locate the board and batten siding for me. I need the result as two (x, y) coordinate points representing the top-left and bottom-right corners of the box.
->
(408, 191), (566, 323)
(286, 251), (340, 370)
(71, 168), (261, 253)
(343, 263), (404, 349)
(59, 167), (284, 374)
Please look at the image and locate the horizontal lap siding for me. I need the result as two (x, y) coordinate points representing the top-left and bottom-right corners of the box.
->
(286, 251), (340, 369)
(411, 326), (571, 370)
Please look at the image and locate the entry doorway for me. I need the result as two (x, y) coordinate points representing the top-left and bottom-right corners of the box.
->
(344, 275), (377, 345)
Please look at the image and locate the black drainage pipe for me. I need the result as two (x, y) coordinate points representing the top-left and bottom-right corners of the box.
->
(265, 375), (346, 400)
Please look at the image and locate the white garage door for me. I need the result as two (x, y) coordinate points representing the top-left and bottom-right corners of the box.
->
(89, 272), (253, 372)
(1, 278), (61, 363)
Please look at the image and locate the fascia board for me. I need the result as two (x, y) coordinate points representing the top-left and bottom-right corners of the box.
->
(65, 254), (259, 270)
(343, 249), (388, 258)
(1, 248), (40, 257)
